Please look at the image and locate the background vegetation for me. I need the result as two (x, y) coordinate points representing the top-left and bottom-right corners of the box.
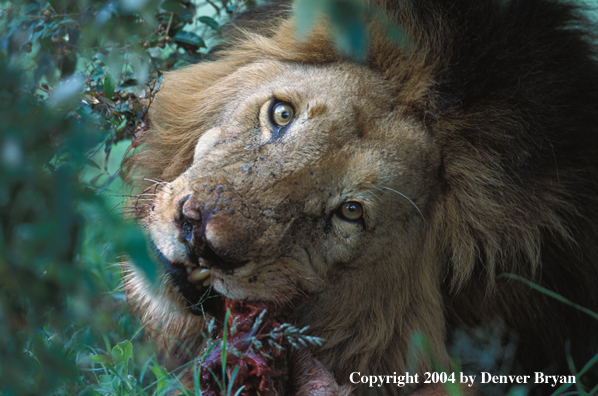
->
(0, 0), (596, 395)
(0, 0), (244, 394)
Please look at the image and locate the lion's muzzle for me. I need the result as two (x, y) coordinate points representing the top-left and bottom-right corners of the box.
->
(175, 194), (249, 271)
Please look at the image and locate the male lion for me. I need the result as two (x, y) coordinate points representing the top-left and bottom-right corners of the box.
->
(124, 0), (598, 394)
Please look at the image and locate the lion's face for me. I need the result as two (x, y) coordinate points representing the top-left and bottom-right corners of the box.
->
(147, 59), (441, 312)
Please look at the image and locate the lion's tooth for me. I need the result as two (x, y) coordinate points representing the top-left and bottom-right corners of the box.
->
(202, 276), (212, 287)
(190, 268), (211, 282)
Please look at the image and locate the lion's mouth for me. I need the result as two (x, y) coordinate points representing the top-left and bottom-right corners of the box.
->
(152, 243), (225, 316)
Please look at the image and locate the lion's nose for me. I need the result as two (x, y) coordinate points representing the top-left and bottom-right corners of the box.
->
(181, 195), (202, 222)
(178, 195), (204, 245)
(177, 195), (248, 270)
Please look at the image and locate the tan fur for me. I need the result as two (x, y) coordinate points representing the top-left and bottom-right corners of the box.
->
(124, 1), (598, 394)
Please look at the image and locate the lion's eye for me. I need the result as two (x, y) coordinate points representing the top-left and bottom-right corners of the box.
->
(338, 201), (364, 221)
(270, 101), (294, 127)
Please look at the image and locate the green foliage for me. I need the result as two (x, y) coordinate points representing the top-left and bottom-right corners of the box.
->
(0, 0), (235, 394)
(500, 273), (598, 322)
(84, 338), (190, 396)
(293, 0), (411, 60)
(500, 274), (598, 396)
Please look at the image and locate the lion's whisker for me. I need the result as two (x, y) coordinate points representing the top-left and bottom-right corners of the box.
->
(143, 178), (172, 185)
(375, 185), (425, 222)
(365, 190), (384, 202)
(110, 193), (157, 198)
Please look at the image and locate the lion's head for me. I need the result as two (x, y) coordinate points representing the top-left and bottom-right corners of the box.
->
(125, 0), (598, 394)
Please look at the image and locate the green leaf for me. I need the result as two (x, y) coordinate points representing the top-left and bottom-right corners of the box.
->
(111, 340), (133, 367)
(47, 0), (70, 11)
(233, 386), (246, 396)
(199, 16), (221, 33)
(227, 366), (240, 396)
(150, 365), (170, 395)
(116, 222), (159, 285)
(383, 21), (411, 49)
(7, 16), (29, 38)
(41, 21), (58, 38)
(97, 95), (115, 107)
(173, 31), (206, 48)
(88, 355), (114, 365)
(161, 0), (184, 13)
(329, 0), (369, 61)
(94, 52), (108, 66)
(48, 75), (85, 108)
(58, 19), (78, 26)
(91, 65), (106, 80)
(172, 60), (190, 70)
(112, 361), (126, 376)
(99, 374), (115, 386)
(222, 308), (230, 387)
(499, 273), (598, 321)
(85, 159), (102, 170)
(25, 2), (41, 15)
(32, 28), (45, 44)
(293, 0), (330, 38)
(103, 72), (115, 99)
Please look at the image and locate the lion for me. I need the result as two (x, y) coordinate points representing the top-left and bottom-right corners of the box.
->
(123, 0), (598, 394)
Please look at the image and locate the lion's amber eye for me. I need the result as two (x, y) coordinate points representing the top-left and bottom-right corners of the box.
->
(339, 201), (364, 221)
(271, 102), (294, 127)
